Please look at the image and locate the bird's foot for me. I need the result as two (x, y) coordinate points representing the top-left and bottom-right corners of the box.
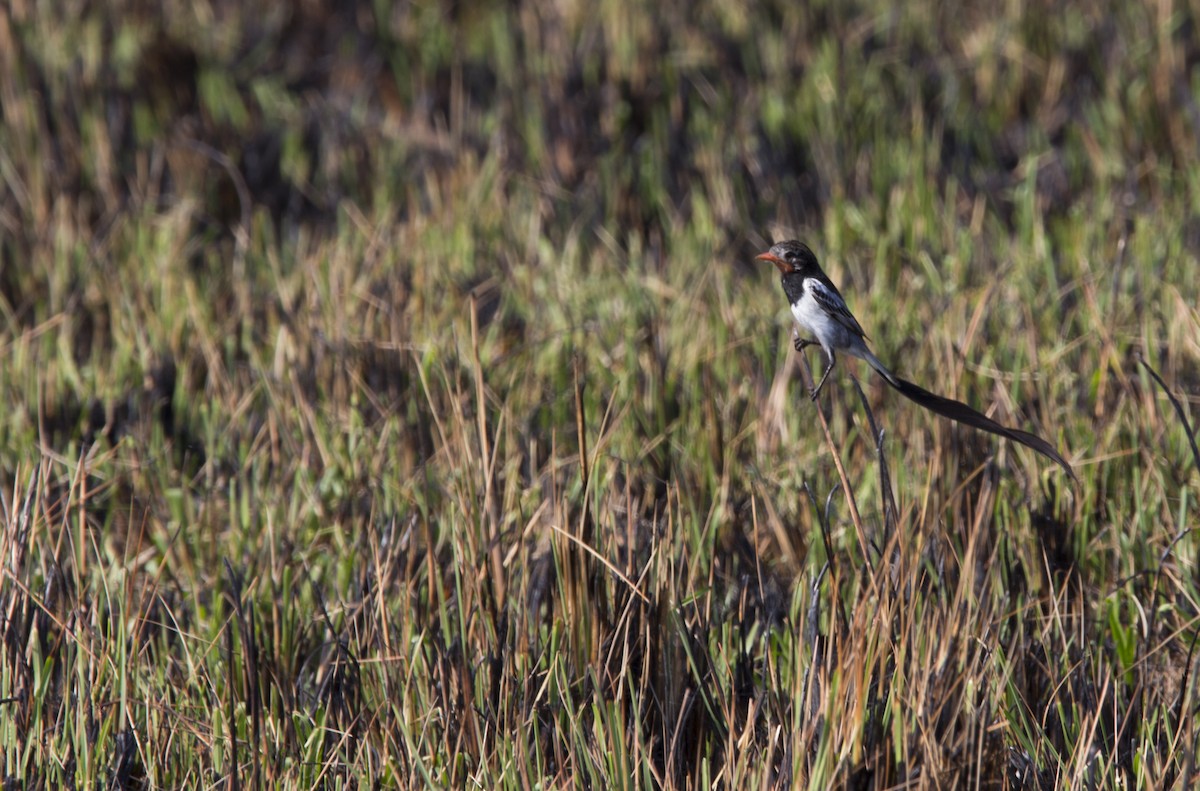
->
(793, 336), (815, 353)
(809, 360), (834, 400)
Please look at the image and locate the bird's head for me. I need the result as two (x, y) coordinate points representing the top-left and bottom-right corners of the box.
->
(754, 240), (818, 275)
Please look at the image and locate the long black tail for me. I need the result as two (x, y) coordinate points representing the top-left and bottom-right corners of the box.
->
(886, 375), (1077, 483)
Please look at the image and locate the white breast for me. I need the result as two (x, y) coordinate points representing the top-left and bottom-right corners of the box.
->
(790, 285), (852, 353)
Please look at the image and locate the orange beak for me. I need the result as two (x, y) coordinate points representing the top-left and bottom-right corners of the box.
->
(755, 251), (791, 273)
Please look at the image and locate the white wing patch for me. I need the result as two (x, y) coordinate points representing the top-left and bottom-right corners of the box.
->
(807, 278), (868, 339)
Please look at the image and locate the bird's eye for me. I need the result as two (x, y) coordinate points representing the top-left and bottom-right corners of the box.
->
(785, 252), (796, 262)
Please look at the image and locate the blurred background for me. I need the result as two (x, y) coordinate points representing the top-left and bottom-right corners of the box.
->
(8, 0), (1199, 280)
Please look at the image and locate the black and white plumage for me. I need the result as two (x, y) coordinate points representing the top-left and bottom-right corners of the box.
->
(758, 241), (899, 396)
(757, 240), (1076, 482)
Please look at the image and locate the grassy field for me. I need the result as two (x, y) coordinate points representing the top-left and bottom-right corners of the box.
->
(2, 0), (1199, 787)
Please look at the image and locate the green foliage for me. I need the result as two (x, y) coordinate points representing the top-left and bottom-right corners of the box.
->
(1, 0), (1198, 788)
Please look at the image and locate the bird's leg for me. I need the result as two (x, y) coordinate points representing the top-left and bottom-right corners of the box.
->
(791, 327), (816, 352)
(809, 351), (835, 400)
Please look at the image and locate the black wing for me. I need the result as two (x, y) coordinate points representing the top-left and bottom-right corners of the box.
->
(807, 277), (870, 340)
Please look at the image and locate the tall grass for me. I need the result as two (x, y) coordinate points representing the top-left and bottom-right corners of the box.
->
(1, 0), (1198, 787)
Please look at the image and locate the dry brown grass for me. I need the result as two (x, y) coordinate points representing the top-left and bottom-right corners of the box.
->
(2, 0), (1199, 788)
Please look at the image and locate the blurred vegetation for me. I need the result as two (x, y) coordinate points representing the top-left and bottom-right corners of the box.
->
(1, 0), (1199, 788)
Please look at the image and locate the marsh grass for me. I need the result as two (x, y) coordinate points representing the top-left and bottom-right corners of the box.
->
(2, 0), (1199, 787)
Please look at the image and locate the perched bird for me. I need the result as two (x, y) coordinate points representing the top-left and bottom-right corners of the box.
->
(756, 240), (1076, 482)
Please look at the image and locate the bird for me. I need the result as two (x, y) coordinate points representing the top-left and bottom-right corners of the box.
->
(756, 240), (1077, 482)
